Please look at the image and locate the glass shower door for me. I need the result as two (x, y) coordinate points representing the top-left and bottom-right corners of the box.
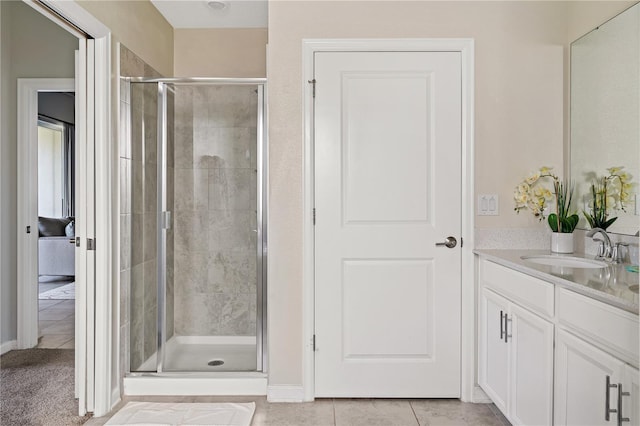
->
(129, 80), (267, 374)
(129, 81), (160, 372)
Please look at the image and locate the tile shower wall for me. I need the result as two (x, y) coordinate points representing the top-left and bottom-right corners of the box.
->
(172, 85), (258, 337)
(119, 44), (168, 374)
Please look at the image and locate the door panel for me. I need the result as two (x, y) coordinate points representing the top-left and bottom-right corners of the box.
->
(342, 260), (433, 359)
(314, 51), (462, 397)
(555, 329), (624, 426)
(510, 304), (553, 426)
(479, 288), (510, 413)
(342, 72), (431, 223)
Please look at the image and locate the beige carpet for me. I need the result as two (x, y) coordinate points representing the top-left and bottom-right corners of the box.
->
(1, 349), (91, 425)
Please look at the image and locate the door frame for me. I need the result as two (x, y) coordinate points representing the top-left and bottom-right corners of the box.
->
(302, 38), (475, 402)
(17, 0), (115, 417)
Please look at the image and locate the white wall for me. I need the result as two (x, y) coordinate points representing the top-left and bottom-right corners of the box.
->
(0, 1), (77, 346)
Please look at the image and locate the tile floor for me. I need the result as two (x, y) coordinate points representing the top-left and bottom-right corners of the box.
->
(38, 278), (75, 349)
(84, 396), (510, 425)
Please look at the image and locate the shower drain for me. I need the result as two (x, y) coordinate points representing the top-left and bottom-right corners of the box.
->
(208, 359), (225, 366)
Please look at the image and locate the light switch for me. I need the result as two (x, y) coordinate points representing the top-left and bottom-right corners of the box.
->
(478, 194), (499, 216)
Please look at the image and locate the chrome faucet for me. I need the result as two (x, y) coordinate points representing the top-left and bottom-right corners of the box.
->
(587, 228), (612, 260)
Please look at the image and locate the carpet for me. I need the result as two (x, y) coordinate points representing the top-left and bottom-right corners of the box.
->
(105, 402), (256, 426)
(0, 349), (91, 426)
(39, 282), (75, 300)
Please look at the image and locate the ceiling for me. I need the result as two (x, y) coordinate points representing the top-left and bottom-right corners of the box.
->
(150, 0), (268, 29)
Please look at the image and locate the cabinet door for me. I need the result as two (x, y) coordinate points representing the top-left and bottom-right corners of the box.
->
(509, 304), (554, 426)
(479, 288), (510, 414)
(622, 365), (639, 426)
(555, 329), (625, 426)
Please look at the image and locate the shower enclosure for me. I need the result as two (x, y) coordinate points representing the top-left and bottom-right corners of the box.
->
(127, 79), (267, 375)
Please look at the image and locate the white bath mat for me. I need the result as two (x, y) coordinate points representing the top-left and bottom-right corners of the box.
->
(105, 402), (256, 426)
(38, 282), (75, 300)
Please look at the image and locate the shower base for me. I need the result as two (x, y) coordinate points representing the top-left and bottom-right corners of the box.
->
(137, 336), (258, 372)
(125, 336), (266, 396)
(165, 336), (257, 372)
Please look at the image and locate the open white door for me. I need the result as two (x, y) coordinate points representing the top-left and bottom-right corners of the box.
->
(75, 37), (96, 416)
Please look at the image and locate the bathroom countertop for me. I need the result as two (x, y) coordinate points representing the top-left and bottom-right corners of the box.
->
(474, 249), (640, 315)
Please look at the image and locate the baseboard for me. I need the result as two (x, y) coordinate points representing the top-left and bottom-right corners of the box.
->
(472, 385), (492, 403)
(267, 385), (306, 402)
(111, 388), (121, 411)
(0, 340), (17, 355)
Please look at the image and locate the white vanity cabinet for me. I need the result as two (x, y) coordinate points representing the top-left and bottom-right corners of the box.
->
(479, 261), (554, 426)
(477, 256), (639, 426)
(554, 288), (640, 426)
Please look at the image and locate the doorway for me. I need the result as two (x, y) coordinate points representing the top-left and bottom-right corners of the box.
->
(36, 92), (76, 349)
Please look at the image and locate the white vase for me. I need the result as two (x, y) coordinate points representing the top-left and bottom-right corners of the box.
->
(551, 232), (574, 254)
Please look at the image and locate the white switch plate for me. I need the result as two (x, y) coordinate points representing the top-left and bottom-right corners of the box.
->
(478, 194), (499, 216)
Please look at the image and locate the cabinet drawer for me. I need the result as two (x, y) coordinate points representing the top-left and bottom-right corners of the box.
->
(557, 287), (639, 366)
(479, 260), (554, 318)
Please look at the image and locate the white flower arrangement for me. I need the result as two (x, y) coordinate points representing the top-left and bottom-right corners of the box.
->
(514, 166), (579, 233)
(584, 166), (635, 230)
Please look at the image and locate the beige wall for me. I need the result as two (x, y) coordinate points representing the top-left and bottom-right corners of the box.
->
(0, 1), (78, 344)
(77, 0), (173, 77)
(267, 0), (570, 386)
(174, 28), (267, 77)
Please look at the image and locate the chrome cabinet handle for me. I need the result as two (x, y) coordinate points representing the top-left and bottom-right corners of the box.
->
(504, 315), (512, 343)
(606, 375), (618, 421)
(618, 383), (630, 426)
(500, 310), (505, 341)
(435, 236), (457, 248)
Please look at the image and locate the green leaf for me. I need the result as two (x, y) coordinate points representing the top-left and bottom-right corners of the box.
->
(564, 214), (579, 233)
(602, 217), (618, 231)
(548, 213), (558, 232)
(583, 211), (595, 229)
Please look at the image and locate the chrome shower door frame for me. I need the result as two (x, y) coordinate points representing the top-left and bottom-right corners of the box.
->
(139, 78), (268, 374)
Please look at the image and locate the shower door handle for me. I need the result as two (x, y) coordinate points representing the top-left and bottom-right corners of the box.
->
(161, 211), (172, 230)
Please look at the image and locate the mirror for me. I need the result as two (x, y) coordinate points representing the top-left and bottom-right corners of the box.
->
(570, 3), (640, 236)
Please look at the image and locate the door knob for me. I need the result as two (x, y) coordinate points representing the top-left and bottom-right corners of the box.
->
(436, 236), (457, 248)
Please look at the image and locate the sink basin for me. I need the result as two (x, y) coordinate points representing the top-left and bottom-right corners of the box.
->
(521, 255), (608, 269)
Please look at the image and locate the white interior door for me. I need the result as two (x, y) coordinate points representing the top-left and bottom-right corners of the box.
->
(74, 38), (96, 415)
(314, 51), (462, 397)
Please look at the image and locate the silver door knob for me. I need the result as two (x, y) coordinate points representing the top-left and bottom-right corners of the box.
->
(435, 236), (457, 248)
